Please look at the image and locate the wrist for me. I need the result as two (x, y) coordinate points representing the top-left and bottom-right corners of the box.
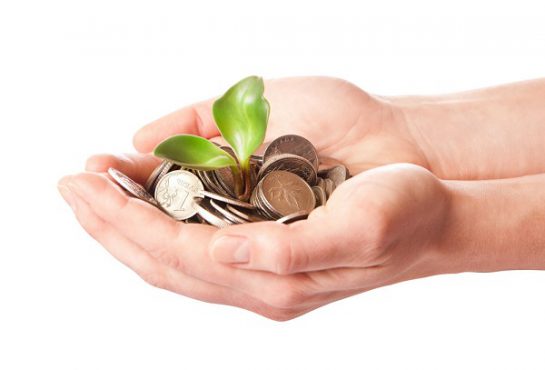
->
(437, 176), (545, 274)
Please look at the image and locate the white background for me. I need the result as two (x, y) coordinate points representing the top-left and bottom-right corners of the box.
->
(1, 1), (544, 369)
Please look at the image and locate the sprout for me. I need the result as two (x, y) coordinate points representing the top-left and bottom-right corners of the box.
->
(153, 76), (270, 201)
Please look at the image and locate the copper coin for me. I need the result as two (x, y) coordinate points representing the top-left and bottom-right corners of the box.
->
(263, 135), (319, 171)
(258, 170), (316, 217)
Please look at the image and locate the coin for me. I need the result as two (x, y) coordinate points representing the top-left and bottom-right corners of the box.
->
(254, 170), (315, 218)
(213, 166), (236, 197)
(319, 164), (348, 187)
(108, 168), (159, 207)
(225, 204), (267, 222)
(145, 160), (175, 193)
(194, 198), (231, 228)
(312, 185), (327, 206)
(209, 200), (247, 224)
(154, 170), (204, 220)
(258, 153), (317, 185)
(317, 156), (344, 172)
(324, 178), (335, 198)
(276, 210), (309, 224)
(263, 135), (319, 171)
(201, 190), (256, 209)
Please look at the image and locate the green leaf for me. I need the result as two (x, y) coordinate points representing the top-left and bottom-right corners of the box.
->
(153, 134), (237, 171)
(212, 76), (270, 166)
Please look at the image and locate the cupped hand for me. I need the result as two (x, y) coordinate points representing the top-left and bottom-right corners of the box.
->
(59, 77), (447, 320)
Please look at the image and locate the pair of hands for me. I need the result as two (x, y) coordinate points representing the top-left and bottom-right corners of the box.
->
(57, 77), (496, 320)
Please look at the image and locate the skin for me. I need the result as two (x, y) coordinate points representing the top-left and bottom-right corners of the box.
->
(58, 77), (545, 321)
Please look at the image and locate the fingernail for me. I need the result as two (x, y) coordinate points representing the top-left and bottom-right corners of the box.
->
(211, 236), (250, 264)
(58, 185), (77, 212)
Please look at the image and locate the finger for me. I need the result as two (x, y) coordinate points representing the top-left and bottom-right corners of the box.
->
(133, 101), (219, 153)
(85, 153), (161, 184)
(64, 173), (352, 309)
(58, 180), (304, 319)
(208, 207), (378, 274)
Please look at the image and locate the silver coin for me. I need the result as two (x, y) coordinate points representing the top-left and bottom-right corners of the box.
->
(324, 178), (335, 198)
(318, 156), (344, 172)
(276, 210), (309, 224)
(154, 170), (204, 220)
(209, 200), (247, 224)
(200, 190), (256, 210)
(312, 185), (327, 206)
(194, 198), (231, 228)
(319, 164), (348, 187)
(225, 204), (267, 222)
(145, 160), (175, 193)
(263, 135), (319, 171)
(108, 168), (159, 206)
(258, 153), (317, 185)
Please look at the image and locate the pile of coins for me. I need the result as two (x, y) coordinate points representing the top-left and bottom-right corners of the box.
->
(108, 135), (349, 228)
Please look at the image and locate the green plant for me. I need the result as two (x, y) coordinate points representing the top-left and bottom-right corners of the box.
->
(153, 76), (270, 200)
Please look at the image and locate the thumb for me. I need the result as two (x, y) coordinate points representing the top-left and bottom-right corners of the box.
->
(133, 100), (218, 153)
(208, 208), (360, 274)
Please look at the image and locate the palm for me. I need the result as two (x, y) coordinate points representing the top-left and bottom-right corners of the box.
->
(134, 77), (428, 176)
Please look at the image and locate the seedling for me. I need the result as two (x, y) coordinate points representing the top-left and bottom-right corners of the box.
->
(153, 76), (270, 201)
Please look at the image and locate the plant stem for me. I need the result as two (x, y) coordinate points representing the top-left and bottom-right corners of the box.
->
(230, 164), (244, 198)
(239, 159), (252, 201)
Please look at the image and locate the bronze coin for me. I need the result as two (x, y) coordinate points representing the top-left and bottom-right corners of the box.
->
(263, 135), (319, 171)
(258, 153), (317, 185)
(259, 170), (316, 217)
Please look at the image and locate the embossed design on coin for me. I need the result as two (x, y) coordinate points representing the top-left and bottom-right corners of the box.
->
(154, 170), (204, 220)
(108, 168), (158, 206)
(259, 170), (315, 217)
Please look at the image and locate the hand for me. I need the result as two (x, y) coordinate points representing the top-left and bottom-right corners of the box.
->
(58, 77), (442, 320)
(132, 76), (429, 175)
(59, 76), (545, 320)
